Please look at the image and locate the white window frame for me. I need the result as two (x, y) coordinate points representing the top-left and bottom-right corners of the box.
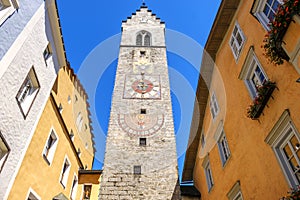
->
(214, 122), (231, 166)
(0, 132), (10, 173)
(227, 181), (243, 200)
(42, 128), (58, 165)
(25, 188), (41, 200)
(265, 110), (300, 188)
(16, 67), (40, 117)
(70, 174), (78, 200)
(252, 0), (283, 30)
(229, 22), (246, 61)
(210, 92), (219, 120)
(0, 0), (19, 26)
(59, 156), (71, 188)
(202, 155), (214, 191)
(239, 47), (268, 99)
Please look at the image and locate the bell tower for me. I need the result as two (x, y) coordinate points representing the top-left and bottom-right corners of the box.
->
(99, 4), (178, 199)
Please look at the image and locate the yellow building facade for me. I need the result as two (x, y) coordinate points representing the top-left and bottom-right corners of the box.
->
(8, 65), (97, 199)
(183, 0), (300, 199)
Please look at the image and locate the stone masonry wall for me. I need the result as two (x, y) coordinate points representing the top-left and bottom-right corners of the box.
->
(99, 7), (178, 200)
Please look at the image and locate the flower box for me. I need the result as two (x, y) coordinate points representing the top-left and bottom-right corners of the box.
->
(262, 0), (300, 65)
(247, 81), (276, 120)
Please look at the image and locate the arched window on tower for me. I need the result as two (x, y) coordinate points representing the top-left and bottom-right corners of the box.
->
(136, 31), (151, 46)
(136, 34), (143, 46)
(144, 34), (151, 46)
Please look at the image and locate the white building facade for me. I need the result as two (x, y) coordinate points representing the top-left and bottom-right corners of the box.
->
(0, 0), (66, 198)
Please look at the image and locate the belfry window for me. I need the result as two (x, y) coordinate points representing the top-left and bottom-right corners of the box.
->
(136, 34), (142, 46)
(144, 34), (151, 46)
(136, 31), (151, 46)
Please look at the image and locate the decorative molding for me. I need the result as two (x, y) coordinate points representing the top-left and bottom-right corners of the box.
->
(201, 153), (209, 168)
(238, 46), (255, 80)
(265, 109), (290, 145)
(213, 120), (224, 141)
(227, 180), (241, 199)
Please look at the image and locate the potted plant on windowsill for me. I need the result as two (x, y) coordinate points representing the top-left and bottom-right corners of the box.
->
(262, 0), (300, 65)
(280, 186), (300, 199)
(246, 81), (276, 120)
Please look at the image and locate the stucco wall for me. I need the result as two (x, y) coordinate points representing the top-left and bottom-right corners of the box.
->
(0, 0), (41, 60)
(52, 66), (95, 169)
(0, 2), (60, 198)
(7, 98), (84, 200)
(193, 1), (300, 199)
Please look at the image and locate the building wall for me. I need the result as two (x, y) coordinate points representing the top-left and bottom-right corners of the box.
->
(7, 97), (84, 199)
(7, 64), (96, 199)
(0, 1), (64, 198)
(192, 0), (300, 199)
(78, 172), (101, 200)
(52, 65), (95, 169)
(0, 0), (41, 61)
(99, 6), (178, 199)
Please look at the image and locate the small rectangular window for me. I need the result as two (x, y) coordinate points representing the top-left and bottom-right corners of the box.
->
(77, 148), (81, 157)
(210, 93), (219, 119)
(60, 157), (71, 188)
(0, 132), (9, 173)
(139, 138), (146, 146)
(58, 103), (63, 113)
(43, 129), (58, 165)
(204, 162), (214, 191)
(227, 181), (243, 200)
(140, 109), (146, 114)
(69, 130), (74, 141)
(229, 22), (245, 60)
(134, 165), (141, 175)
(26, 189), (40, 200)
(43, 43), (52, 61)
(16, 67), (40, 117)
(218, 131), (231, 166)
(239, 48), (268, 99)
(70, 175), (78, 200)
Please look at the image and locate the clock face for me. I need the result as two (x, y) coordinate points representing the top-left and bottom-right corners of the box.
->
(132, 79), (153, 94)
(118, 113), (164, 136)
(123, 74), (160, 99)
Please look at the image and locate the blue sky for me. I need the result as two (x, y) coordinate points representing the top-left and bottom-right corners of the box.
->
(56, 0), (221, 182)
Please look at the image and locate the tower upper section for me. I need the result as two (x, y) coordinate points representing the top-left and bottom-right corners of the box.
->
(121, 4), (166, 46)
